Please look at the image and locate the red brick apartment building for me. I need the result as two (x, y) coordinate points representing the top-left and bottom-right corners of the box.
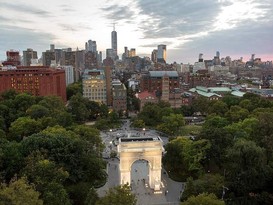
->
(0, 66), (66, 102)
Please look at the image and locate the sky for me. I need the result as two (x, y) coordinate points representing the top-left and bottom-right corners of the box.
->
(0, 0), (273, 64)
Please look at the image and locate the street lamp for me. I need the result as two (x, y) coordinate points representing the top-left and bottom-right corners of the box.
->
(221, 186), (229, 200)
(143, 128), (146, 136)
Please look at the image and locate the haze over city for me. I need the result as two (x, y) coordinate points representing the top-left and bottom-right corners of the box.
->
(0, 0), (273, 63)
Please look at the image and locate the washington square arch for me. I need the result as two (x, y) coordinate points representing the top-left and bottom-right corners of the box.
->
(117, 136), (164, 191)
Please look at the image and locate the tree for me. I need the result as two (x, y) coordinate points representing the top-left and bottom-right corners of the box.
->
(199, 116), (232, 167)
(181, 174), (224, 201)
(163, 137), (211, 180)
(13, 93), (36, 117)
(9, 117), (41, 141)
(66, 82), (82, 100)
(208, 101), (228, 117)
(68, 93), (89, 122)
(38, 96), (66, 113)
(94, 119), (110, 130)
(0, 89), (18, 101)
(225, 105), (249, 123)
(71, 125), (104, 154)
(26, 104), (50, 119)
(131, 119), (145, 128)
(192, 97), (210, 115)
(1, 141), (24, 181)
(181, 193), (224, 205)
(21, 131), (106, 186)
(21, 153), (71, 205)
(177, 105), (194, 117)
(224, 117), (258, 141)
(252, 112), (273, 164)
(96, 184), (136, 205)
(239, 99), (254, 112)
(138, 103), (162, 126)
(157, 113), (185, 135)
(222, 94), (240, 108)
(0, 177), (43, 205)
(225, 139), (268, 197)
(85, 187), (99, 205)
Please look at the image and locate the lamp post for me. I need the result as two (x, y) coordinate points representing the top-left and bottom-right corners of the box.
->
(143, 128), (146, 136)
(109, 129), (112, 138)
(221, 186), (229, 200)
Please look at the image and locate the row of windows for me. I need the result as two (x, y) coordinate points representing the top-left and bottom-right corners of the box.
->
(86, 97), (106, 100)
(84, 89), (106, 92)
(6, 73), (50, 77)
(84, 93), (106, 96)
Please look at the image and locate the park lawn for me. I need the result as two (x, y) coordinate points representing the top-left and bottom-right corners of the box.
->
(179, 124), (202, 136)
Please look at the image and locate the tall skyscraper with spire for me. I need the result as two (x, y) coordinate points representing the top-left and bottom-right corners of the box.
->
(111, 24), (118, 60)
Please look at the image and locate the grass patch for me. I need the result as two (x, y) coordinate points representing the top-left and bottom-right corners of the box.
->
(179, 125), (202, 136)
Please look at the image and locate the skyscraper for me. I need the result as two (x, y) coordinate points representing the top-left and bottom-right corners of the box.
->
(111, 24), (118, 60)
(86, 40), (97, 53)
(23, 48), (38, 66)
(157, 45), (166, 63)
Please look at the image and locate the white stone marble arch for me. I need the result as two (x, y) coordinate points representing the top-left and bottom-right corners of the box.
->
(117, 137), (164, 191)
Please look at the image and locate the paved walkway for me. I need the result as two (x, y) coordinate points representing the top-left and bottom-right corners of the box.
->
(97, 159), (183, 205)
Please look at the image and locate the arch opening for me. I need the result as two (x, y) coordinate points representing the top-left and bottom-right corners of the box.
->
(130, 159), (150, 188)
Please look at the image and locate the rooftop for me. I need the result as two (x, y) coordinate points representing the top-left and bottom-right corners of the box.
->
(149, 71), (178, 77)
(120, 137), (161, 143)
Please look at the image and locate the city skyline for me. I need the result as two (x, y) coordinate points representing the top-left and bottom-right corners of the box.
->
(0, 0), (273, 63)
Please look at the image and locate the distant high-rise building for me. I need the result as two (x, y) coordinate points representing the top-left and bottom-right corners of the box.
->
(23, 48), (38, 66)
(111, 24), (118, 60)
(216, 51), (220, 58)
(2, 50), (21, 66)
(251, 54), (255, 61)
(106, 48), (115, 60)
(54, 49), (63, 65)
(157, 45), (166, 63)
(42, 51), (55, 67)
(50, 44), (55, 52)
(86, 40), (97, 53)
(214, 51), (220, 65)
(129, 48), (136, 57)
(151, 49), (158, 63)
(58, 65), (74, 86)
(198, 53), (203, 62)
(85, 51), (97, 69)
(64, 51), (76, 67)
(98, 51), (103, 65)
(122, 47), (129, 60)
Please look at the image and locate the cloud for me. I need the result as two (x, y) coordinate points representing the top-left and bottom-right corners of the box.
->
(1, 2), (51, 17)
(0, 25), (56, 60)
(167, 19), (273, 63)
(59, 4), (76, 12)
(59, 23), (77, 32)
(58, 23), (92, 32)
(0, 15), (33, 24)
(136, 0), (222, 39)
(100, 4), (137, 22)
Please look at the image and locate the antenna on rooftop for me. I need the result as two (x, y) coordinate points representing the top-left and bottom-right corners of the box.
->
(113, 23), (116, 31)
